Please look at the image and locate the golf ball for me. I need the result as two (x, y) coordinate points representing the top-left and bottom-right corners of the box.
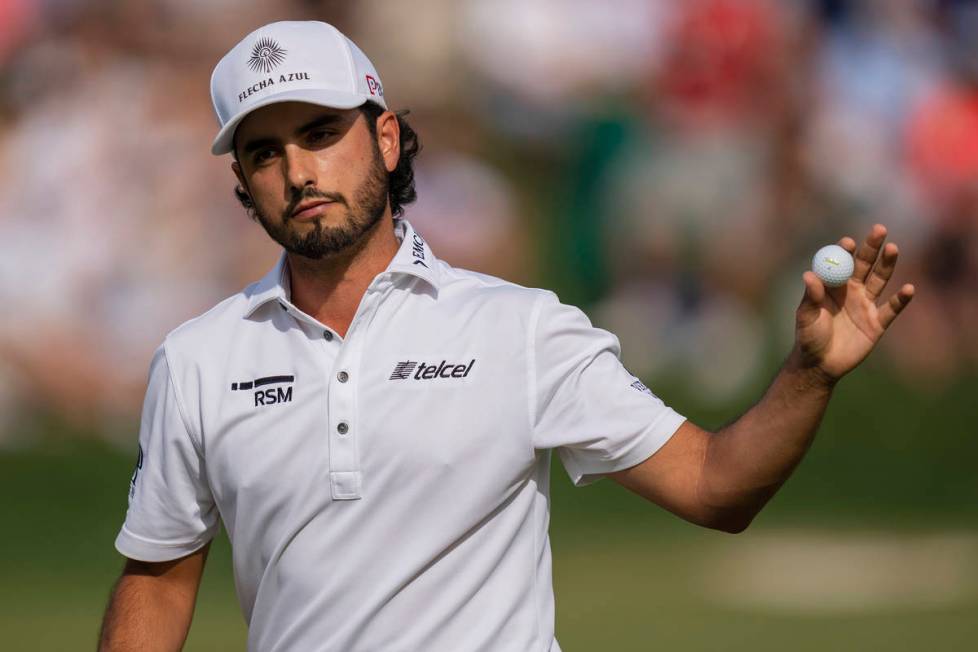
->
(811, 244), (854, 287)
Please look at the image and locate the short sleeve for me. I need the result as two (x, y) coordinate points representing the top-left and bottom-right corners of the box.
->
(530, 291), (687, 486)
(114, 345), (219, 561)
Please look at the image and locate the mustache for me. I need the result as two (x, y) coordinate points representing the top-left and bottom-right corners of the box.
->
(283, 188), (348, 220)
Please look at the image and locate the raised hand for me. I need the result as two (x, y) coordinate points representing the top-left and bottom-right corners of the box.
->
(795, 224), (915, 381)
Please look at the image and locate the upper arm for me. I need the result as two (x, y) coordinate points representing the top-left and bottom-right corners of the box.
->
(607, 419), (720, 528)
(115, 345), (219, 562)
(530, 291), (687, 484)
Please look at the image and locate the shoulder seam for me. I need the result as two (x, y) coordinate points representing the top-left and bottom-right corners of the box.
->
(167, 290), (249, 340)
(161, 343), (205, 458)
(438, 261), (540, 293)
(525, 290), (550, 440)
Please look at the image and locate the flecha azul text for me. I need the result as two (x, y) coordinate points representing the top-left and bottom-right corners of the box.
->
(238, 72), (311, 102)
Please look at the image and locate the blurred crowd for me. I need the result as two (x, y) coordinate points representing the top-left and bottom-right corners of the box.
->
(1, 0), (976, 442)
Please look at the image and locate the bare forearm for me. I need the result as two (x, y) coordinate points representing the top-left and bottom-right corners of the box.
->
(698, 346), (836, 530)
(99, 573), (196, 651)
(98, 552), (206, 652)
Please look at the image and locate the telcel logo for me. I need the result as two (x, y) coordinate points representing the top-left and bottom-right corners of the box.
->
(389, 359), (475, 381)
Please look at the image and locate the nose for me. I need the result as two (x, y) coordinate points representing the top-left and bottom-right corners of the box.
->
(282, 144), (318, 192)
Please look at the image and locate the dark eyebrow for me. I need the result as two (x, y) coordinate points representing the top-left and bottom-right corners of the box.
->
(240, 113), (345, 157)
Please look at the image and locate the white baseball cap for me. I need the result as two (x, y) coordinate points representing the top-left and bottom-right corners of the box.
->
(209, 20), (388, 156)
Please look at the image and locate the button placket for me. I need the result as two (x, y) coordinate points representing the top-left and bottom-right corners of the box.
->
(325, 280), (392, 501)
(327, 345), (356, 497)
(327, 334), (363, 501)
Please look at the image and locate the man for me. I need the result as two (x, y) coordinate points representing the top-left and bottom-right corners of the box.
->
(98, 20), (915, 652)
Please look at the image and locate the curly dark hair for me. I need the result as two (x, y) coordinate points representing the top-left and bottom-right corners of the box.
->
(233, 102), (421, 218)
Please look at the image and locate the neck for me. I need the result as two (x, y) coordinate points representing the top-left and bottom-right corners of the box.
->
(285, 212), (400, 337)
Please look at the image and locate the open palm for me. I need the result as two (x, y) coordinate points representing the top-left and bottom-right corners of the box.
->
(795, 224), (915, 381)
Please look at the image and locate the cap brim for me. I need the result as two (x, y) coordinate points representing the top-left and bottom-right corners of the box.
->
(210, 88), (378, 156)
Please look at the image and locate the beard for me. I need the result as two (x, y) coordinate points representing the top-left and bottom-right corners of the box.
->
(250, 145), (389, 260)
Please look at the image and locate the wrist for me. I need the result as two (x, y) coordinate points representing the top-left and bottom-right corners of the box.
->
(786, 345), (839, 392)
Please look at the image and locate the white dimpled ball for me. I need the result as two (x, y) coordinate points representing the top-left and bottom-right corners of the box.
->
(812, 244), (854, 287)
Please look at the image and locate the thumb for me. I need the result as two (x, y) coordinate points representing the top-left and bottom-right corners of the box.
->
(797, 271), (824, 327)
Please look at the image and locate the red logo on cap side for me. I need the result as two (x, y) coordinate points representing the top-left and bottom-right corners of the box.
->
(365, 75), (383, 97)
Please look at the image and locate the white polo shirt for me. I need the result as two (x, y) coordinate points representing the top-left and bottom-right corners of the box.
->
(116, 218), (686, 652)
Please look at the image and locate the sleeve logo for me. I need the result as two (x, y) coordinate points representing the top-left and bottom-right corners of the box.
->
(630, 379), (654, 396)
(128, 444), (144, 503)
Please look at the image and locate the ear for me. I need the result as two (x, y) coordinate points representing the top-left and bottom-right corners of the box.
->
(231, 160), (253, 199)
(232, 159), (246, 187)
(375, 111), (401, 173)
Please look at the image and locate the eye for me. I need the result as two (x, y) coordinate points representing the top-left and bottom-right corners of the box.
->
(253, 148), (276, 164)
(307, 129), (334, 144)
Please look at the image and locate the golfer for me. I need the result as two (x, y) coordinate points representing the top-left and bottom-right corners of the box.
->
(98, 20), (915, 652)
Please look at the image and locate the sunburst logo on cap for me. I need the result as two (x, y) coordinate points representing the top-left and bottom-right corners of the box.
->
(248, 37), (287, 74)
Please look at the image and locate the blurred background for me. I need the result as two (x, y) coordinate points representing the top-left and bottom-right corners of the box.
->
(1, 0), (977, 649)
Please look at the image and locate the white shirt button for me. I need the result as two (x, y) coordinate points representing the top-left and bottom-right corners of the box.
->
(337, 371), (349, 383)
(323, 330), (333, 341)
(337, 422), (349, 435)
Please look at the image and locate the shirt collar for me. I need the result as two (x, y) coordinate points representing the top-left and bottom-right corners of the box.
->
(244, 218), (441, 317)
(388, 217), (441, 288)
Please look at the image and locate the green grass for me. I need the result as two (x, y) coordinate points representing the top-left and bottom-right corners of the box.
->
(0, 439), (247, 650)
(553, 536), (978, 651)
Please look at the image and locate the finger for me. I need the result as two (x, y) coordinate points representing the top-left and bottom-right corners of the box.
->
(865, 242), (899, 300)
(852, 223), (887, 283)
(878, 283), (915, 329)
(797, 271), (825, 328)
(833, 238), (857, 307)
